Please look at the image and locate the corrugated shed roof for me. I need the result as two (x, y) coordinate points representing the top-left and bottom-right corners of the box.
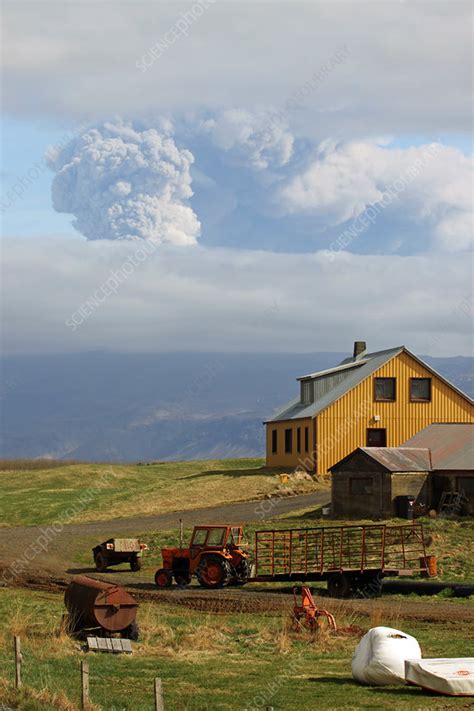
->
(265, 346), (403, 422)
(403, 423), (474, 471)
(358, 447), (432, 471)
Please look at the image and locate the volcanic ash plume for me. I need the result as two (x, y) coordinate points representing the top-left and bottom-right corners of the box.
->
(47, 120), (200, 245)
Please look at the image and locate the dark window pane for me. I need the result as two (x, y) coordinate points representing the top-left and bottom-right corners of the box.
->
(304, 427), (309, 452)
(271, 429), (278, 454)
(410, 378), (431, 401)
(366, 428), (386, 446)
(285, 428), (293, 453)
(374, 377), (396, 401)
(297, 427), (301, 453)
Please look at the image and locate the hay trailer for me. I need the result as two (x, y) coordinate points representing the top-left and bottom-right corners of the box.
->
(253, 522), (436, 597)
(93, 538), (147, 572)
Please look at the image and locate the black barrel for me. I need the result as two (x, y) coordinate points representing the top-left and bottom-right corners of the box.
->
(396, 495), (415, 520)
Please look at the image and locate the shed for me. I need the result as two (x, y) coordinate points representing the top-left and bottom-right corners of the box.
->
(331, 447), (431, 518)
(403, 423), (474, 508)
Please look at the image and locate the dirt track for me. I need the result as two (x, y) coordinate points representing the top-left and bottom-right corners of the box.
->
(1, 490), (473, 625)
(7, 568), (474, 623)
(0, 491), (327, 567)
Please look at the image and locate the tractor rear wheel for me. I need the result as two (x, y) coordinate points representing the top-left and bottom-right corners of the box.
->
(155, 568), (173, 588)
(130, 555), (141, 572)
(95, 551), (108, 572)
(196, 555), (232, 589)
(232, 558), (251, 585)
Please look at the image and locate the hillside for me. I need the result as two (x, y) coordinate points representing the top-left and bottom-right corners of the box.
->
(0, 457), (323, 528)
(0, 352), (472, 462)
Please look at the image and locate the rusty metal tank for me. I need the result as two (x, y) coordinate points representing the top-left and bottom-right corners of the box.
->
(64, 575), (138, 634)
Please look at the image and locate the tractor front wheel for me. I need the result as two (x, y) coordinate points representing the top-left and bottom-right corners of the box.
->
(155, 568), (173, 588)
(196, 555), (231, 589)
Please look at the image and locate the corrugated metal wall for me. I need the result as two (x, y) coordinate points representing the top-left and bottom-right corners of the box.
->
(265, 417), (314, 469)
(316, 350), (473, 474)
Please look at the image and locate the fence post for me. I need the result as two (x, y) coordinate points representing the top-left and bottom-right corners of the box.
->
(81, 660), (89, 709)
(154, 677), (164, 711)
(14, 635), (22, 688)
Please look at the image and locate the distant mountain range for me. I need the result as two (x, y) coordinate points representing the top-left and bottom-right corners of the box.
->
(1, 352), (472, 462)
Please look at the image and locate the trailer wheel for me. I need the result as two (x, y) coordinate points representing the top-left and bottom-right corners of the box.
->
(130, 555), (141, 572)
(196, 555), (231, 589)
(155, 568), (173, 588)
(95, 552), (108, 572)
(361, 573), (383, 597)
(327, 573), (352, 598)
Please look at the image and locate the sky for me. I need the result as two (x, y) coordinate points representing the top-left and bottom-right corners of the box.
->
(1, 0), (473, 356)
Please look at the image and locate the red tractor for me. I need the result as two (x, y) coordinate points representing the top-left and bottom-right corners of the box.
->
(154, 524), (251, 589)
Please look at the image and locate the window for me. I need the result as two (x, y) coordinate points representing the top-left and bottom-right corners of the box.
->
(301, 380), (314, 404)
(410, 378), (431, 402)
(191, 528), (208, 546)
(304, 426), (309, 452)
(206, 527), (226, 546)
(350, 477), (374, 495)
(271, 429), (278, 454)
(374, 377), (396, 401)
(366, 428), (387, 446)
(284, 428), (293, 453)
(297, 427), (301, 453)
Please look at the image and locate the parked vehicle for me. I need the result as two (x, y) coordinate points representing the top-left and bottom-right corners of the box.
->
(92, 538), (148, 572)
(154, 524), (251, 589)
(64, 575), (139, 639)
(253, 522), (436, 597)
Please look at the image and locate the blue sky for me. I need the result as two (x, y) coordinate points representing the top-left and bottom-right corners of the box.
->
(1, 1), (473, 356)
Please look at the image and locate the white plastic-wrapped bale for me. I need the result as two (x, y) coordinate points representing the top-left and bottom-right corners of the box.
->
(405, 658), (474, 696)
(352, 626), (421, 685)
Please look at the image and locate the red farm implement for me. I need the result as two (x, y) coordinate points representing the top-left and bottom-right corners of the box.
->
(253, 522), (435, 597)
(292, 586), (337, 632)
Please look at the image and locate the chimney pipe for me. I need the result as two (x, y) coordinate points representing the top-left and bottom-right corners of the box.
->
(353, 341), (367, 358)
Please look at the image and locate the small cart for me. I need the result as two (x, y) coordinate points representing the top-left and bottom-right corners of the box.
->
(92, 538), (147, 572)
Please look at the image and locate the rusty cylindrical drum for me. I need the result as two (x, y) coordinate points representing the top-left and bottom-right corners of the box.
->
(65, 575), (138, 633)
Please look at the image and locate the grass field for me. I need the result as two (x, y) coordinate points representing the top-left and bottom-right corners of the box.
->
(0, 587), (472, 711)
(0, 458), (323, 527)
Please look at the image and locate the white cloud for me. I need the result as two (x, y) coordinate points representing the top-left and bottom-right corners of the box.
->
(47, 119), (200, 245)
(277, 139), (473, 251)
(3, 2), (472, 138)
(1, 236), (472, 356)
(202, 108), (294, 170)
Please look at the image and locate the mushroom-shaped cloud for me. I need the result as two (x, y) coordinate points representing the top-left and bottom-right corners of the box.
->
(48, 120), (200, 245)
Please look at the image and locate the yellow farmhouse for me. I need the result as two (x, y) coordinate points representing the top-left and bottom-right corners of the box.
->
(264, 342), (473, 475)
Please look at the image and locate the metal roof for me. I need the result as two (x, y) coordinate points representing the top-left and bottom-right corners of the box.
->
(358, 447), (431, 472)
(265, 345), (473, 424)
(297, 359), (369, 381)
(403, 423), (474, 471)
(265, 346), (403, 422)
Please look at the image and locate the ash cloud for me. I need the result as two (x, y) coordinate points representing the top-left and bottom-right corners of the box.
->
(47, 119), (200, 245)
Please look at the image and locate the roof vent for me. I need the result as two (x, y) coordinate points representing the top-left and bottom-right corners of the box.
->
(353, 341), (367, 359)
